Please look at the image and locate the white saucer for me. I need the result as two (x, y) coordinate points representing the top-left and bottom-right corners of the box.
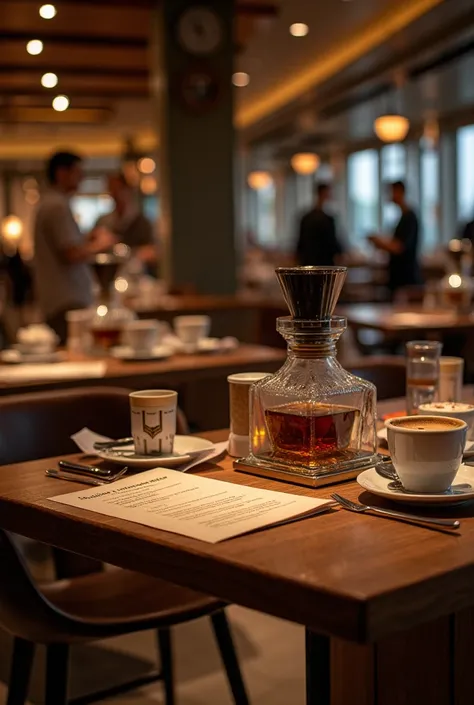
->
(97, 435), (214, 468)
(110, 345), (173, 362)
(377, 427), (474, 450)
(1, 349), (65, 364)
(357, 464), (474, 505)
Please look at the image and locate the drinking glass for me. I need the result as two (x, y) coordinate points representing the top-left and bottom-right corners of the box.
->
(406, 340), (442, 415)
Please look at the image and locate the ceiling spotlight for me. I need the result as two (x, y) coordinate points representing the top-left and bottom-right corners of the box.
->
(374, 114), (410, 142)
(289, 23), (309, 37)
(52, 95), (69, 112)
(247, 171), (273, 190)
(232, 72), (250, 87)
(291, 153), (320, 175)
(137, 157), (156, 174)
(26, 39), (44, 55)
(41, 72), (58, 88)
(39, 4), (57, 19)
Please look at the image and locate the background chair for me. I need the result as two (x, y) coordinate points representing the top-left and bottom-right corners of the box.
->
(346, 355), (406, 400)
(0, 387), (188, 578)
(0, 530), (249, 705)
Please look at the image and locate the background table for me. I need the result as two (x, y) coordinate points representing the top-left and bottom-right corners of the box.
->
(0, 345), (285, 430)
(2, 429), (474, 704)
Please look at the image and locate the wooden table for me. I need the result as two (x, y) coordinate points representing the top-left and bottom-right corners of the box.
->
(0, 345), (285, 431)
(2, 427), (474, 704)
(131, 293), (288, 347)
(340, 303), (474, 336)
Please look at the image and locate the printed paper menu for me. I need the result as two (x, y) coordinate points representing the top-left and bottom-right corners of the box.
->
(50, 469), (332, 543)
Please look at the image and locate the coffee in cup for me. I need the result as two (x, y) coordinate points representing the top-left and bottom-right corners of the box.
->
(174, 315), (210, 352)
(385, 415), (467, 493)
(418, 401), (474, 441)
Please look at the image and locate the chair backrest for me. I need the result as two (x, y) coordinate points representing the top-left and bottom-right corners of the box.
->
(0, 387), (133, 466)
(346, 356), (406, 401)
(0, 529), (82, 643)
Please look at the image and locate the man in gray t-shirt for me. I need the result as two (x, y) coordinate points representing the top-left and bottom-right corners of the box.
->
(34, 151), (114, 343)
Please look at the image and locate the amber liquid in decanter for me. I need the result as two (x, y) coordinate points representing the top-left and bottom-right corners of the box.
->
(265, 402), (360, 465)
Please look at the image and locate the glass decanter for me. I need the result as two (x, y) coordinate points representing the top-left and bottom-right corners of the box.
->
(239, 266), (377, 486)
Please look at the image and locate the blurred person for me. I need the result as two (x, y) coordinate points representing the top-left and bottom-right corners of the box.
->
(33, 151), (115, 343)
(94, 173), (157, 266)
(296, 183), (344, 266)
(368, 180), (422, 297)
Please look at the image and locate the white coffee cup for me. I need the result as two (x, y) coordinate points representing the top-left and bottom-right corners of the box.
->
(418, 401), (474, 441)
(386, 415), (467, 493)
(123, 320), (161, 354)
(130, 390), (177, 455)
(174, 315), (211, 350)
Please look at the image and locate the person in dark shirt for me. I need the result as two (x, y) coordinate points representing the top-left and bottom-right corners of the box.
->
(368, 180), (422, 296)
(296, 183), (344, 266)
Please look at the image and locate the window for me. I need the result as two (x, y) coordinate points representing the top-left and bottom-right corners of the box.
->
(251, 182), (276, 245)
(381, 144), (406, 229)
(420, 146), (439, 250)
(457, 125), (474, 222)
(71, 194), (113, 232)
(347, 149), (379, 246)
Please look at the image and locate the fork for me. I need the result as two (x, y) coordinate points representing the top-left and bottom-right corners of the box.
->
(331, 493), (460, 531)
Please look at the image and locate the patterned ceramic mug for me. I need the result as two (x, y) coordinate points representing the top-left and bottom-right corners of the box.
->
(130, 390), (177, 455)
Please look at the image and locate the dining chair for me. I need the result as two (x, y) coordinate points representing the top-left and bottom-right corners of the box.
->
(0, 529), (249, 705)
(346, 355), (406, 400)
(0, 386), (188, 579)
(0, 387), (249, 704)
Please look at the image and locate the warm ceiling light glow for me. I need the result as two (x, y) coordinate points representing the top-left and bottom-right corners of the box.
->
(289, 23), (309, 37)
(247, 171), (273, 190)
(1, 215), (23, 242)
(448, 274), (462, 289)
(26, 39), (43, 55)
(52, 94), (69, 111)
(374, 114), (410, 142)
(232, 72), (250, 87)
(39, 4), (57, 19)
(140, 176), (157, 194)
(41, 72), (58, 88)
(291, 152), (320, 175)
(138, 157), (155, 174)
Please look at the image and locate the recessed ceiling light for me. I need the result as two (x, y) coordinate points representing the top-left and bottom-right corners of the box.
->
(289, 23), (309, 37)
(52, 95), (69, 112)
(26, 39), (43, 55)
(232, 72), (250, 87)
(138, 157), (156, 174)
(41, 72), (58, 88)
(39, 4), (57, 19)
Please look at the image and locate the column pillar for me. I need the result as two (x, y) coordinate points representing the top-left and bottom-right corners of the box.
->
(439, 131), (457, 243)
(150, 0), (236, 293)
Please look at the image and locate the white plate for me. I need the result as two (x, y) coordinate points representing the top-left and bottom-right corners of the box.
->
(97, 435), (214, 468)
(357, 464), (474, 505)
(110, 345), (173, 362)
(377, 426), (474, 450)
(1, 349), (65, 364)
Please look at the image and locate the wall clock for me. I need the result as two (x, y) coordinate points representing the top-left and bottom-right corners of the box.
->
(177, 6), (223, 56)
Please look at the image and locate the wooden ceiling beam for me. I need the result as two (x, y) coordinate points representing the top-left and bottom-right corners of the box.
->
(0, 65), (148, 78)
(0, 32), (146, 48)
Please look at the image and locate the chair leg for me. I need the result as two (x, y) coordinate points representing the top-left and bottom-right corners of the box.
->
(45, 644), (69, 705)
(211, 611), (250, 705)
(7, 637), (35, 705)
(157, 628), (175, 705)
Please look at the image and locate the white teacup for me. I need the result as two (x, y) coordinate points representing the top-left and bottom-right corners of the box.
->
(385, 415), (467, 493)
(174, 315), (211, 350)
(130, 389), (177, 455)
(122, 320), (161, 354)
(419, 402), (474, 441)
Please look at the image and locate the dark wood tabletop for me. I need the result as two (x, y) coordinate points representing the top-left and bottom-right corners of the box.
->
(339, 303), (474, 333)
(0, 426), (473, 646)
(0, 344), (285, 396)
